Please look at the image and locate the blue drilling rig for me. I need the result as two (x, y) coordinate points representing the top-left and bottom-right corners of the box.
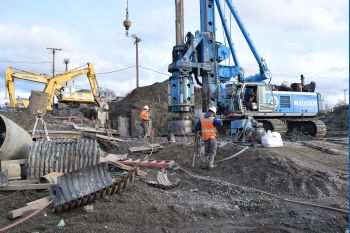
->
(168, 0), (326, 138)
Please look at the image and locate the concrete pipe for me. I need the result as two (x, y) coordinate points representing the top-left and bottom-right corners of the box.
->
(0, 114), (32, 160)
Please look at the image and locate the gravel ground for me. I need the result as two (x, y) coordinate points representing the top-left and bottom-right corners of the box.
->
(0, 136), (348, 233)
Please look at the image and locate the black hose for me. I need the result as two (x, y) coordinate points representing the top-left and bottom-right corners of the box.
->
(194, 74), (202, 86)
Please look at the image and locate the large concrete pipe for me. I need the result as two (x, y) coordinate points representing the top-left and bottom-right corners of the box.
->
(0, 114), (32, 160)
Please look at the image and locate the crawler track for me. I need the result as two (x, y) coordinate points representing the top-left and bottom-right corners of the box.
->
(286, 119), (327, 138)
(258, 119), (288, 135)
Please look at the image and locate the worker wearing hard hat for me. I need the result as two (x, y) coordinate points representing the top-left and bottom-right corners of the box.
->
(139, 105), (151, 140)
(194, 106), (223, 169)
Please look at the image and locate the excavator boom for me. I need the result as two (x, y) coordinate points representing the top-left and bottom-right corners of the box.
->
(5, 67), (50, 108)
(43, 63), (108, 110)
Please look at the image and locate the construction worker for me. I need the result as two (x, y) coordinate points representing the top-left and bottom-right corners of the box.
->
(139, 105), (151, 140)
(194, 106), (223, 169)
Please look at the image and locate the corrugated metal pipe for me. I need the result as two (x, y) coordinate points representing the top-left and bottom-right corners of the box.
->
(28, 139), (100, 179)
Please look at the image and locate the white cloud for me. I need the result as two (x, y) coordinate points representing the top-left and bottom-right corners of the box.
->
(234, 0), (348, 36)
(0, 0), (348, 109)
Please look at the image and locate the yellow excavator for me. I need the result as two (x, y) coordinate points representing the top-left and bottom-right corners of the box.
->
(43, 63), (108, 110)
(5, 67), (50, 108)
(5, 63), (108, 111)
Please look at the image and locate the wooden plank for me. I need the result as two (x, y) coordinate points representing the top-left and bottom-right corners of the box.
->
(1, 159), (28, 165)
(26, 196), (51, 206)
(129, 144), (164, 153)
(0, 183), (55, 191)
(104, 154), (128, 161)
(72, 124), (119, 135)
(96, 134), (125, 142)
(32, 130), (81, 140)
(8, 197), (52, 219)
(101, 157), (148, 176)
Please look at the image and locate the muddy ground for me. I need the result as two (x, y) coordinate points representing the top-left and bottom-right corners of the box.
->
(0, 97), (348, 232)
(0, 132), (348, 232)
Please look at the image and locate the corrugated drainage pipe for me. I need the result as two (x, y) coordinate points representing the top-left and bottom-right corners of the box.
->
(0, 114), (32, 160)
(28, 139), (100, 180)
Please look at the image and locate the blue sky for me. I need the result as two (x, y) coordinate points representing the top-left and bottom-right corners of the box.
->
(0, 0), (348, 106)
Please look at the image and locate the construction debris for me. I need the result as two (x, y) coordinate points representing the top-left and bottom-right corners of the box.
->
(0, 181), (55, 191)
(0, 87), (347, 233)
(50, 163), (135, 212)
(119, 159), (175, 169)
(8, 197), (51, 219)
(72, 123), (119, 135)
(129, 144), (164, 153)
(32, 130), (81, 140)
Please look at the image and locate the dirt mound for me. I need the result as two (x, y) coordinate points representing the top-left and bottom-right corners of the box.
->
(0, 107), (95, 132)
(0, 110), (73, 131)
(323, 105), (348, 132)
(153, 142), (347, 198)
(108, 81), (202, 134)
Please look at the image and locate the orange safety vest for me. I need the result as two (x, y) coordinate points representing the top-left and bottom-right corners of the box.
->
(140, 110), (149, 122)
(200, 116), (217, 140)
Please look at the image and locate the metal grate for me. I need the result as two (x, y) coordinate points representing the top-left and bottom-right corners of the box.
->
(280, 96), (291, 108)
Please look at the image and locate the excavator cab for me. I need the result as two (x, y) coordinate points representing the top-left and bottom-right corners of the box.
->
(235, 83), (275, 113)
(59, 86), (95, 104)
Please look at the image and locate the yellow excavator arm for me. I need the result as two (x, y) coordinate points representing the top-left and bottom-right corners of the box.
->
(44, 63), (108, 110)
(5, 67), (50, 108)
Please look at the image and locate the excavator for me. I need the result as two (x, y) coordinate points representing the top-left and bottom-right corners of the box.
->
(5, 63), (108, 111)
(5, 67), (50, 108)
(44, 63), (108, 111)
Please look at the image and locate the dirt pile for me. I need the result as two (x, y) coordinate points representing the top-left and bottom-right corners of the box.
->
(153, 142), (347, 199)
(0, 107), (98, 135)
(108, 81), (202, 134)
(323, 105), (348, 132)
(0, 110), (75, 131)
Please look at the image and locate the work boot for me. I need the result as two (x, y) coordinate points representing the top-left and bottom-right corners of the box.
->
(208, 155), (215, 169)
(200, 156), (209, 169)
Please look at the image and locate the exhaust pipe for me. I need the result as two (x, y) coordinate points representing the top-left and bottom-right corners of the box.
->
(0, 114), (32, 160)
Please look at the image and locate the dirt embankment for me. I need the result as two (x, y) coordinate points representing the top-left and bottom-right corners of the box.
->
(0, 107), (96, 132)
(323, 105), (348, 133)
(108, 81), (202, 134)
(154, 142), (348, 199)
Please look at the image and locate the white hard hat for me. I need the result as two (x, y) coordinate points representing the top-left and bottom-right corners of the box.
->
(208, 106), (217, 114)
(143, 105), (149, 110)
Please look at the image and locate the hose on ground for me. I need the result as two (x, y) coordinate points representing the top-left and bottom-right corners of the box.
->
(215, 146), (249, 163)
(0, 201), (52, 232)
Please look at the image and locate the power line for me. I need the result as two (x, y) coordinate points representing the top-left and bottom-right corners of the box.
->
(139, 66), (170, 77)
(96, 65), (136, 75)
(0, 60), (51, 64)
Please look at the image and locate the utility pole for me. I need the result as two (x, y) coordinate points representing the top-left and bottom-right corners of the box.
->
(63, 58), (70, 86)
(132, 34), (141, 88)
(47, 48), (62, 77)
(342, 89), (348, 105)
(63, 58), (70, 71)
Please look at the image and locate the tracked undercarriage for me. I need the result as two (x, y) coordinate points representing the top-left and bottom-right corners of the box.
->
(257, 118), (327, 138)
